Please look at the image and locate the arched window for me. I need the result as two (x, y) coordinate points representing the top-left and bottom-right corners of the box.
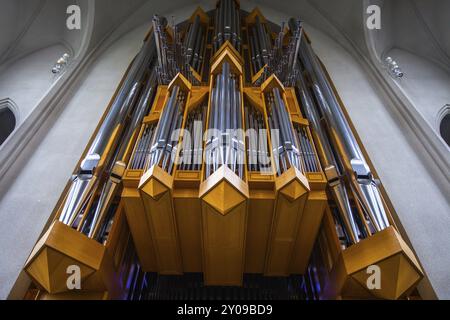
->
(440, 112), (450, 148)
(0, 99), (17, 146)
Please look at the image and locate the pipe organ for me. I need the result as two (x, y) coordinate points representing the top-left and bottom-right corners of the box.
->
(24, 2), (423, 300)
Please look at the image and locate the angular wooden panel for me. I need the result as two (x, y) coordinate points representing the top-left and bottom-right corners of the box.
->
(189, 6), (210, 25)
(121, 187), (157, 272)
(245, 191), (275, 273)
(323, 226), (424, 300)
(203, 180), (246, 215)
(199, 166), (249, 286)
(139, 166), (183, 275)
(245, 7), (267, 25)
(290, 190), (327, 274)
(210, 41), (243, 76)
(24, 221), (106, 294)
(173, 190), (203, 272)
(285, 88), (302, 115)
(202, 200), (247, 286)
(264, 167), (310, 276)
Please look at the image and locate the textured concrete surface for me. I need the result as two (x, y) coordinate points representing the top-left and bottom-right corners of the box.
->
(0, 44), (68, 125)
(388, 48), (450, 133)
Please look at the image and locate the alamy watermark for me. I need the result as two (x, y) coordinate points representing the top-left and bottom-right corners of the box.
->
(66, 5), (81, 30)
(366, 5), (381, 30)
(66, 265), (81, 290)
(366, 264), (381, 290)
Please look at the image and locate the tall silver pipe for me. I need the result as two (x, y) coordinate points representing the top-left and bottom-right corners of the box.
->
(267, 88), (301, 174)
(214, 0), (241, 52)
(297, 74), (361, 244)
(205, 62), (243, 179)
(148, 86), (181, 168)
(59, 32), (157, 226)
(298, 30), (389, 232)
(87, 71), (158, 238)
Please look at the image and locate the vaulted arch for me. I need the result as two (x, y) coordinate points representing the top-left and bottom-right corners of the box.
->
(0, 98), (17, 145)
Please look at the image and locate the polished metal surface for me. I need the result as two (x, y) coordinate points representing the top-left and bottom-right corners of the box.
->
(290, 18), (391, 242)
(213, 0), (241, 52)
(59, 32), (158, 229)
(297, 73), (361, 244)
(267, 88), (302, 175)
(153, 15), (198, 85)
(205, 62), (244, 179)
(245, 104), (270, 172)
(248, 16), (271, 74)
(147, 85), (186, 174)
(179, 103), (207, 171)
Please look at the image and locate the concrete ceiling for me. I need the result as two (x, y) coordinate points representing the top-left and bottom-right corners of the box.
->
(1, 0), (448, 72)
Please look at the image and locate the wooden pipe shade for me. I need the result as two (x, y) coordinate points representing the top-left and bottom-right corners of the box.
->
(264, 167), (310, 276)
(199, 165), (249, 286)
(121, 186), (158, 271)
(118, 73), (338, 286)
(288, 172), (328, 274)
(322, 226), (423, 300)
(138, 165), (183, 275)
(24, 220), (125, 297)
(25, 221), (103, 294)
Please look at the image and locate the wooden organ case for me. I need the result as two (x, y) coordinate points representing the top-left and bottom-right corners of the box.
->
(24, 3), (423, 300)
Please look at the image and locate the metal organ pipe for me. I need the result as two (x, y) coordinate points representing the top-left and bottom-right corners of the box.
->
(205, 62), (244, 179)
(295, 125), (320, 173)
(146, 85), (186, 174)
(179, 103), (207, 171)
(267, 88), (302, 175)
(58, 31), (158, 229)
(249, 16), (271, 74)
(85, 70), (159, 239)
(185, 15), (206, 73)
(244, 104), (270, 172)
(255, 20), (302, 87)
(299, 38), (389, 233)
(296, 74), (361, 244)
(287, 18), (302, 84)
(287, 19), (390, 238)
(214, 0), (241, 52)
(154, 15), (197, 85)
(130, 124), (157, 170)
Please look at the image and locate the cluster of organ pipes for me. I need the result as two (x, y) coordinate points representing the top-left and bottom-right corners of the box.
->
(129, 124), (157, 170)
(146, 86), (186, 174)
(289, 20), (391, 246)
(153, 15), (198, 85)
(205, 62), (245, 179)
(248, 16), (271, 74)
(253, 19), (303, 87)
(179, 103), (207, 171)
(184, 14), (206, 73)
(58, 31), (158, 241)
(244, 103), (271, 172)
(294, 125), (321, 173)
(266, 88), (303, 176)
(56, 3), (391, 250)
(214, 0), (241, 52)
